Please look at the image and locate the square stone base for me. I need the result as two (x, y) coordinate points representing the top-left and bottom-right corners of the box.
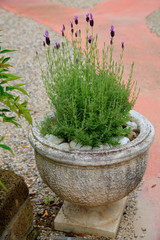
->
(54, 197), (127, 238)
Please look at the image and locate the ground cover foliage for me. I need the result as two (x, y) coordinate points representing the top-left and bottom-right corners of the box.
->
(39, 15), (139, 147)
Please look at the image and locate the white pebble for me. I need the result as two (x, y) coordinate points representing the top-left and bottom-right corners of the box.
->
(80, 145), (92, 150)
(92, 144), (104, 151)
(119, 137), (130, 145)
(70, 141), (82, 150)
(58, 142), (70, 150)
(45, 134), (64, 145)
(126, 121), (138, 130)
(103, 143), (112, 149)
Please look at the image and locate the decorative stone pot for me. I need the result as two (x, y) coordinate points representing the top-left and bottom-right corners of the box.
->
(29, 110), (154, 238)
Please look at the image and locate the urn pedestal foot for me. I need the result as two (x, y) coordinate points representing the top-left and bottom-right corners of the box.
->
(54, 197), (127, 238)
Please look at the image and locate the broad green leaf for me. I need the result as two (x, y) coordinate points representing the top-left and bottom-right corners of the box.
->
(0, 181), (8, 192)
(6, 86), (29, 97)
(3, 117), (21, 127)
(0, 49), (16, 54)
(0, 109), (10, 112)
(9, 83), (26, 88)
(21, 100), (27, 107)
(0, 56), (4, 61)
(23, 111), (32, 124)
(0, 85), (4, 95)
(14, 87), (29, 97)
(4, 73), (21, 81)
(0, 67), (4, 73)
(14, 96), (20, 103)
(2, 57), (10, 63)
(0, 136), (5, 142)
(0, 144), (14, 155)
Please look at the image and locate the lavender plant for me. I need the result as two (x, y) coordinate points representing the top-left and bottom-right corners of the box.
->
(39, 14), (139, 147)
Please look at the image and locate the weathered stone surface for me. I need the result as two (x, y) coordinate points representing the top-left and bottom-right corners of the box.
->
(0, 169), (29, 235)
(29, 110), (155, 207)
(55, 198), (127, 238)
(2, 197), (33, 240)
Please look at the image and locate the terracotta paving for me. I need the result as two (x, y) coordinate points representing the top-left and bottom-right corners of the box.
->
(0, 0), (160, 239)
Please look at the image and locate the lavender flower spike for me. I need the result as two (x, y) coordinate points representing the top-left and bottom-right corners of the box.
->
(90, 13), (94, 27)
(44, 30), (50, 45)
(55, 42), (60, 49)
(75, 31), (78, 37)
(74, 16), (78, 25)
(110, 25), (114, 31)
(44, 30), (49, 38)
(86, 13), (89, 22)
(61, 28), (64, 37)
(121, 41), (124, 49)
(43, 41), (45, 47)
(110, 37), (113, 45)
(88, 35), (92, 43)
(110, 25), (115, 38)
(70, 21), (73, 28)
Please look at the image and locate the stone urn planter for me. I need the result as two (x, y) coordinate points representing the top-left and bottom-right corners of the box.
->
(29, 110), (154, 238)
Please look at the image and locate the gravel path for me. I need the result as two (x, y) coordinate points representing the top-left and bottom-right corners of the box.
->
(44, 0), (106, 9)
(0, 4), (159, 240)
(146, 8), (160, 37)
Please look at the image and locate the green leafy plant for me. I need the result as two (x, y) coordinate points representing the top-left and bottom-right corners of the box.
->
(44, 197), (54, 204)
(38, 14), (139, 147)
(0, 30), (32, 190)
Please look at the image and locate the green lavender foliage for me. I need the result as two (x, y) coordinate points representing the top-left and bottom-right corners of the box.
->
(39, 23), (139, 147)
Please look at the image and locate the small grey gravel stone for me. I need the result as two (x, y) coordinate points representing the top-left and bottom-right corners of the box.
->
(141, 227), (146, 232)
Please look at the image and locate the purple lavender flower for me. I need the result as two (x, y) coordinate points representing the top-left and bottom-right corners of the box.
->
(71, 28), (74, 34)
(76, 58), (78, 63)
(110, 37), (113, 45)
(43, 41), (45, 47)
(74, 16), (78, 25)
(88, 35), (92, 43)
(44, 30), (50, 45)
(55, 42), (60, 49)
(86, 13), (89, 22)
(75, 31), (77, 37)
(44, 30), (49, 38)
(70, 21), (73, 28)
(46, 37), (50, 45)
(110, 25), (115, 38)
(121, 41), (124, 49)
(79, 29), (81, 34)
(61, 28), (64, 37)
(90, 13), (94, 27)
(63, 24), (65, 30)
